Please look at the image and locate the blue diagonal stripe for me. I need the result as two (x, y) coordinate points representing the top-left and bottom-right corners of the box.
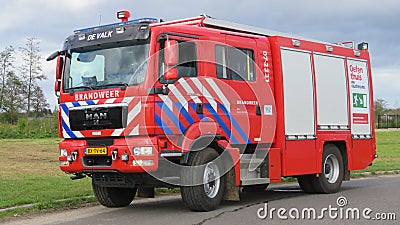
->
(219, 104), (251, 144)
(189, 102), (203, 120)
(155, 113), (173, 135)
(61, 103), (69, 116)
(86, 100), (96, 105)
(60, 104), (75, 139)
(174, 102), (194, 125)
(61, 119), (77, 138)
(204, 103), (238, 144)
(156, 102), (185, 133)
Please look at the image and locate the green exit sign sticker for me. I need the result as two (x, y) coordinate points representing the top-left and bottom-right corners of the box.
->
(353, 93), (367, 108)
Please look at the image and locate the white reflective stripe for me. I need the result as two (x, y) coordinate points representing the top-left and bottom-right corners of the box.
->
(205, 78), (230, 112)
(158, 94), (174, 111)
(105, 98), (116, 104)
(72, 131), (84, 138)
(111, 128), (124, 136)
(61, 104), (83, 138)
(193, 78), (217, 111)
(169, 83), (188, 111)
(130, 125), (139, 136)
(128, 101), (142, 124)
(65, 102), (74, 108)
(61, 105), (70, 125)
(62, 130), (70, 138)
(61, 104), (71, 138)
(179, 79), (202, 103)
(123, 97), (135, 104)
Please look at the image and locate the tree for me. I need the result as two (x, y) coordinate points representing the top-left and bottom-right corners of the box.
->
(19, 37), (46, 116)
(30, 85), (49, 117)
(0, 45), (15, 109)
(374, 98), (389, 117)
(2, 72), (24, 123)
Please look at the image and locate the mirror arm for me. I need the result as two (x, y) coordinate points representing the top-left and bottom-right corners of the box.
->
(47, 50), (65, 61)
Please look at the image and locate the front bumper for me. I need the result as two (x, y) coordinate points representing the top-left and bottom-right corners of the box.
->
(59, 136), (159, 173)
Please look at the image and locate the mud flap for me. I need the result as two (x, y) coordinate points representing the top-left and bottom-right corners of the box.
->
(137, 187), (155, 198)
(269, 148), (282, 182)
(223, 168), (240, 201)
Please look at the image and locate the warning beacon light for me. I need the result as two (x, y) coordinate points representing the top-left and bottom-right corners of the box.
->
(117, 10), (131, 22)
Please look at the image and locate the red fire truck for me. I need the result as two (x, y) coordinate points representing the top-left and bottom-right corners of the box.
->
(48, 11), (376, 211)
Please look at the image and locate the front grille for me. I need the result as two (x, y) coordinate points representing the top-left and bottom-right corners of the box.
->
(83, 156), (112, 166)
(87, 138), (114, 147)
(69, 106), (127, 131)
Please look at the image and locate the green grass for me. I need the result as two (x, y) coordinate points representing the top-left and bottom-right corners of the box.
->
(0, 117), (58, 139)
(0, 176), (93, 209)
(0, 138), (94, 217)
(356, 130), (400, 172)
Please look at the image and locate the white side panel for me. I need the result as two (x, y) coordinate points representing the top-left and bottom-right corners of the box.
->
(348, 59), (371, 136)
(281, 49), (315, 136)
(314, 54), (349, 128)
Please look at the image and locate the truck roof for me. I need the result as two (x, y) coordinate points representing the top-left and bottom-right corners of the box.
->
(152, 15), (349, 48)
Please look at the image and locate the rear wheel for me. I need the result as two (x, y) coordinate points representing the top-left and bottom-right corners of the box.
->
(92, 182), (137, 207)
(180, 148), (226, 211)
(312, 144), (344, 193)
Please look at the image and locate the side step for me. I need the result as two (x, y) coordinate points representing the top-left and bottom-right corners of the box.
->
(239, 153), (269, 186)
(241, 178), (270, 186)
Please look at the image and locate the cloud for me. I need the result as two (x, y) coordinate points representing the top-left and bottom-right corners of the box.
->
(1, 0), (399, 108)
(373, 67), (400, 108)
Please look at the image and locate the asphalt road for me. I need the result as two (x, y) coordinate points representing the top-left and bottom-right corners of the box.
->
(4, 175), (400, 225)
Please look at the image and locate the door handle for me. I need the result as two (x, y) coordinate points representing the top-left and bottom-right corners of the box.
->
(256, 105), (261, 116)
(196, 103), (203, 114)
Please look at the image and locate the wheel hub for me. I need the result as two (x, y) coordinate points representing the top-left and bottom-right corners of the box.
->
(203, 162), (220, 199)
(324, 154), (340, 184)
(325, 164), (331, 174)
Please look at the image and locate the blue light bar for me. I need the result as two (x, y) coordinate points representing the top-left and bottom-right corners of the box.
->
(74, 18), (159, 34)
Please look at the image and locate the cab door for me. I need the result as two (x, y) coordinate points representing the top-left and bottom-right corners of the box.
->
(207, 34), (260, 150)
(154, 36), (203, 140)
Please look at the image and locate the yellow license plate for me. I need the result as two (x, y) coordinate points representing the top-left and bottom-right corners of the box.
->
(85, 147), (107, 155)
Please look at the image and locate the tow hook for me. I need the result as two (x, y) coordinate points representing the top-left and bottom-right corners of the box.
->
(67, 151), (78, 162)
(112, 150), (118, 160)
(70, 173), (86, 180)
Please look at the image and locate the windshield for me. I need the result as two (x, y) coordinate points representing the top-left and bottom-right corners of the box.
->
(64, 43), (150, 90)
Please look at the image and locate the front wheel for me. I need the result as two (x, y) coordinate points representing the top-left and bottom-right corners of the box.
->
(180, 148), (226, 211)
(92, 182), (137, 207)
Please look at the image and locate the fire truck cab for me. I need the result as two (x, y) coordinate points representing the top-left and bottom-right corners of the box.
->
(48, 11), (376, 211)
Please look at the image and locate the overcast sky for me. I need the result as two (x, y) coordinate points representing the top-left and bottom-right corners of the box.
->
(0, 0), (399, 108)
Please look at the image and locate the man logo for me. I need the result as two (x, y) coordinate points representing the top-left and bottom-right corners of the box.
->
(85, 112), (108, 121)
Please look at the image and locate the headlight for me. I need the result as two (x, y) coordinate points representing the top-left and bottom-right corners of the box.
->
(132, 146), (153, 156)
(60, 149), (68, 157)
(132, 160), (154, 166)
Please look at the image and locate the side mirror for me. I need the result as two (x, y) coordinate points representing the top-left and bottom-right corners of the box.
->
(164, 40), (178, 66)
(56, 56), (64, 80)
(164, 67), (178, 81)
(54, 80), (61, 95)
(47, 51), (60, 61)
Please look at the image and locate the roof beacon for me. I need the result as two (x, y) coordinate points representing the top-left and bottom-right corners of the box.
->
(117, 10), (131, 22)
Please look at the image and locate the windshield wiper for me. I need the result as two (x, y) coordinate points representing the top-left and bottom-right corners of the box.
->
(66, 86), (94, 94)
(95, 83), (128, 90)
(68, 86), (94, 90)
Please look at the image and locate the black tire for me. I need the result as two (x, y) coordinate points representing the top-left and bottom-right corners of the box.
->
(297, 175), (316, 193)
(312, 144), (344, 193)
(180, 148), (226, 211)
(92, 182), (137, 207)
